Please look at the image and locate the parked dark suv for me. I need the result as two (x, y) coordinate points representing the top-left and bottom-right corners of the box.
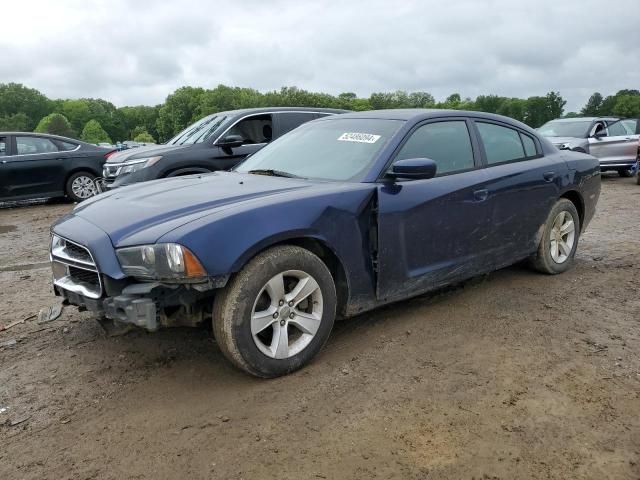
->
(0, 132), (111, 202)
(102, 107), (347, 188)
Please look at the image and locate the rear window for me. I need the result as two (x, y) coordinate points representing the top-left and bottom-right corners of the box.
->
(477, 123), (526, 164)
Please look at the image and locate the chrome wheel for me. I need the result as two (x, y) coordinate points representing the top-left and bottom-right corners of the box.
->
(71, 175), (97, 199)
(251, 270), (323, 359)
(549, 211), (575, 263)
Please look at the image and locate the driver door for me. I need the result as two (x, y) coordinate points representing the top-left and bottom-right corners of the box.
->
(214, 114), (273, 169)
(589, 120), (638, 163)
(376, 119), (494, 301)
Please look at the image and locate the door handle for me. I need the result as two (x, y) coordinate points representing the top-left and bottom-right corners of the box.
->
(543, 171), (556, 182)
(473, 189), (489, 202)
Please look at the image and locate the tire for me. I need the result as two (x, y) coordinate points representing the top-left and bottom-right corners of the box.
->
(213, 245), (337, 377)
(531, 198), (580, 275)
(65, 171), (97, 202)
(636, 172), (640, 185)
(618, 168), (634, 178)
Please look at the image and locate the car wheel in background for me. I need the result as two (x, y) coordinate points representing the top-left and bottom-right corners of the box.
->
(66, 171), (98, 202)
(531, 198), (580, 275)
(618, 168), (634, 178)
(213, 245), (336, 377)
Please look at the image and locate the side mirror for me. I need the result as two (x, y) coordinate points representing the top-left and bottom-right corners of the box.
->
(387, 158), (437, 180)
(217, 134), (244, 148)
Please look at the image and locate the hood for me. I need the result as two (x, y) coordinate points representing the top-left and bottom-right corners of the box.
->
(67, 172), (339, 246)
(106, 143), (191, 163)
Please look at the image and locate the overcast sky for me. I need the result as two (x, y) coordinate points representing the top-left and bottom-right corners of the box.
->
(2, 0), (638, 111)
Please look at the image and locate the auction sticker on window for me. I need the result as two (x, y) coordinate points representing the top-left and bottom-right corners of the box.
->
(337, 132), (381, 143)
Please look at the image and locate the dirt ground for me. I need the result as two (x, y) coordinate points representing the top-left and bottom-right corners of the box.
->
(0, 176), (638, 480)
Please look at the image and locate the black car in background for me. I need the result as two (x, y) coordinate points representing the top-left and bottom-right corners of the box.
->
(102, 107), (347, 188)
(0, 133), (112, 202)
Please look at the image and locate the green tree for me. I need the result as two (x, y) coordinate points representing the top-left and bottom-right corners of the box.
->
(35, 113), (75, 137)
(156, 86), (206, 142)
(81, 119), (112, 144)
(612, 94), (640, 118)
(133, 131), (155, 143)
(0, 112), (29, 131)
(0, 83), (53, 130)
(61, 99), (91, 133)
(580, 92), (603, 116)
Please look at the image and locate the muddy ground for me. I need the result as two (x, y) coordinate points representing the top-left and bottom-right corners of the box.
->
(0, 176), (638, 480)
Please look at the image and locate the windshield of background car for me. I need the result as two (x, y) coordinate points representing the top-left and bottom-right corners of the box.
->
(538, 120), (592, 138)
(235, 118), (404, 181)
(167, 115), (228, 145)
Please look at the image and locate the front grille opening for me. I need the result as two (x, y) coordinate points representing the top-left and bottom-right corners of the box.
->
(68, 266), (100, 287)
(64, 243), (93, 263)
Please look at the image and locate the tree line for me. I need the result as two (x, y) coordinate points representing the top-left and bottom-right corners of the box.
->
(0, 82), (638, 145)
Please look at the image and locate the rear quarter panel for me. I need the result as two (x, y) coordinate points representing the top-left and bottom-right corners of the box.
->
(561, 151), (601, 230)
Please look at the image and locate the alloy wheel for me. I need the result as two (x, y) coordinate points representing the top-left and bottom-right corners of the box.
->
(71, 176), (97, 199)
(251, 270), (323, 359)
(549, 211), (576, 263)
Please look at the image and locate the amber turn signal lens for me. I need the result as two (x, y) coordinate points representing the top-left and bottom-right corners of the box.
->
(183, 248), (207, 277)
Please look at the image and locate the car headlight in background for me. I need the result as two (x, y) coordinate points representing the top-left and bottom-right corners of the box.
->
(116, 243), (207, 282)
(116, 156), (163, 175)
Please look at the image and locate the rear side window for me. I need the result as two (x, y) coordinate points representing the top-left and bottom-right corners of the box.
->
(0, 136), (6, 156)
(520, 133), (537, 157)
(395, 121), (475, 175)
(16, 136), (59, 155)
(55, 140), (78, 151)
(477, 123), (526, 164)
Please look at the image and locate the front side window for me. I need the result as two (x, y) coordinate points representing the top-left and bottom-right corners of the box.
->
(236, 118), (403, 181)
(395, 121), (475, 175)
(16, 136), (59, 155)
(220, 114), (273, 144)
(607, 120), (637, 137)
(477, 123), (526, 164)
(0, 136), (6, 156)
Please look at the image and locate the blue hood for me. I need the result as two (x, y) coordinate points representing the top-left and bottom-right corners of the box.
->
(65, 172), (355, 247)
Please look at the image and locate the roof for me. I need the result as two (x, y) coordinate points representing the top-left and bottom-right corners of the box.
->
(320, 108), (535, 131)
(0, 131), (85, 143)
(212, 106), (349, 117)
(551, 116), (619, 122)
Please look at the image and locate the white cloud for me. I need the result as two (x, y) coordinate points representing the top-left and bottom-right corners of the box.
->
(1, 0), (638, 111)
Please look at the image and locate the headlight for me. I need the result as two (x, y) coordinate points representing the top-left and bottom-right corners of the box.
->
(118, 156), (162, 175)
(116, 243), (207, 282)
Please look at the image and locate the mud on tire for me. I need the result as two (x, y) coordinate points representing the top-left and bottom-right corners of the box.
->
(213, 245), (337, 377)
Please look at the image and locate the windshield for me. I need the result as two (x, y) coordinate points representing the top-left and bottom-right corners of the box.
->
(538, 120), (593, 138)
(236, 118), (403, 181)
(167, 115), (228, 145)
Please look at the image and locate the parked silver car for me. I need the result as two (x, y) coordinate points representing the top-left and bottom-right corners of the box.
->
(539, 117), (640, 177)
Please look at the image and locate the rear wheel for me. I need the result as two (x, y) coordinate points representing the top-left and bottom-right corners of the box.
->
(213, 245), (336, 377)
(65, 171), (97, 202)
(531, 199), (580, 274)
(618, 168), (634, 178)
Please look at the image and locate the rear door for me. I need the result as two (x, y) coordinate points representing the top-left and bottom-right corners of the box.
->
(472, 120), (565, 260)
(588, 119), (638, 164)
(376, 118), (494, 301)
(1, 135), (68, 199)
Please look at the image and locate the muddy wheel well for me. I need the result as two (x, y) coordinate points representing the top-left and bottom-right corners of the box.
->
(560, 190), (585, 230)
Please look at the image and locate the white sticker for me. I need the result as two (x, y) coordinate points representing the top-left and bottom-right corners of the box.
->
(337, 132), (381, 144)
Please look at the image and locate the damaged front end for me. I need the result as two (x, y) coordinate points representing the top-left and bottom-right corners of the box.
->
(50, 234), (227, 331)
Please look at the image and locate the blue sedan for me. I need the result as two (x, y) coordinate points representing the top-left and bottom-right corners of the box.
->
(50, 110), (601, 377)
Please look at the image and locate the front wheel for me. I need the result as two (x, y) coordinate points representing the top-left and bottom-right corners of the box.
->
(531, 199), (580, 274)
(213, 245), (336, 377)
(66, 171), (97, 202)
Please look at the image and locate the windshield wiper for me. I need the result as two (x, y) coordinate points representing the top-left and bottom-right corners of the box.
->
(248, 169), (305, 179)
